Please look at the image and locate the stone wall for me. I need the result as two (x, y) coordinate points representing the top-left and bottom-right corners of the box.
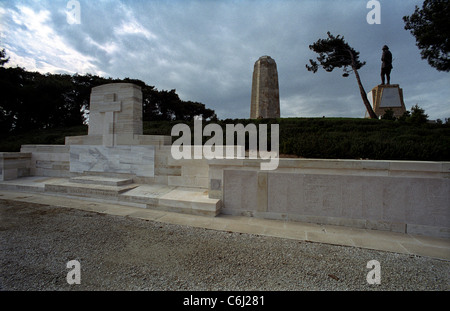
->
(18, 144), (209, 189)
(10, 141), (450, 239)
(20, 145), (70, 177)
(209, 158), (450, 238)
(166, 152), (209, 189)
(0, 152), (32, 181)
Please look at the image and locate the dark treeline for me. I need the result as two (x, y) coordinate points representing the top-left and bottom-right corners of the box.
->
(0, 66), (216, 136)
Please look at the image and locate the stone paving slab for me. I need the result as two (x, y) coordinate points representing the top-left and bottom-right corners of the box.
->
(0, 176), (49, 192)
(70, 175), (134, 186)
(0, 189), (449, 260)
(0, 177), (220, 216)
(118, 184), (174, 204)
(44, 179), (139, 197)
(158, 188), (221, 216)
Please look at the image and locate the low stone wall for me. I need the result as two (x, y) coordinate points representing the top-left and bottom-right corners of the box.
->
(167, 153), (209, 189)
(10, 143), (450, 238)
(20, 145), (70, 177)
(209, 158), (450, 238)
(0, 152), (32, 181)
(18, 144), (209, 189)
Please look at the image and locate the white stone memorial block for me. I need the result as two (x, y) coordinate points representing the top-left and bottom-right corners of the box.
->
(88, 83), (143, 146)
(65, 82), (171, 147)
(70, 145), (155, 177)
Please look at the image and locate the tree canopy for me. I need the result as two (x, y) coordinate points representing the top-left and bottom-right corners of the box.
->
(306, 32), (366, 76)
(306, 32), (377, 119)
(403, 0), (450, 72)
(0, 53), (216, 135)
(0, 49), (9, 66)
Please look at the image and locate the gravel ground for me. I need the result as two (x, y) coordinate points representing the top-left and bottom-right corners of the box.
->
(1, 199), (449, 292)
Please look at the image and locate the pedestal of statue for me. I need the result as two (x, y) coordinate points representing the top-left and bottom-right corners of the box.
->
(366, 84), (406, 118)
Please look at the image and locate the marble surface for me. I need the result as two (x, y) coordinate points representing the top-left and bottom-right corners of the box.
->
(379, 87), (402, 108)
(70, 145), (155, 177)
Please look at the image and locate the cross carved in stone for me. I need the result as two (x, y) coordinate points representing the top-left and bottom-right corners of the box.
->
(99, 93), (121, 146)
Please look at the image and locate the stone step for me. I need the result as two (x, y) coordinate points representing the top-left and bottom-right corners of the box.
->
(45, 180), (138, 199)
(70, 176), (133, 186)
(0, 176), (47, 192)
(118, 184), (221, 216)
(118, 184), (175, 205)
(13, 177), (222, 217)
(149, 188), (222, 217)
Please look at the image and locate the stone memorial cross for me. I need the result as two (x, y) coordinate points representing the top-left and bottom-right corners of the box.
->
(97, 93), (121, 146)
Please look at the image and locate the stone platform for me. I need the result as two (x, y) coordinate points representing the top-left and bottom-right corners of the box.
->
(0, 176), (221, 217)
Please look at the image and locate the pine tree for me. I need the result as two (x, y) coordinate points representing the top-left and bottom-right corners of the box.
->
(306, 32), (377, 119)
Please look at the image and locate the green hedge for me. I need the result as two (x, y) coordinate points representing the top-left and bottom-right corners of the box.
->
(1, 118), (449, 161)
(146, 118), (450, 161)
(0, 125), (87, 152)
(275, 118), (449, 161)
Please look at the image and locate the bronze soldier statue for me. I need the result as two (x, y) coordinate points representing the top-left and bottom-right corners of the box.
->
(381, 45), (392, 85)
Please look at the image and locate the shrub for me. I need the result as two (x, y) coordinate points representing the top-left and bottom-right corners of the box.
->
(1, 118), (448, 161)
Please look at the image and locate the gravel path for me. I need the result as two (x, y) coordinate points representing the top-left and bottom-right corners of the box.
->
(1, 199), (449, 292)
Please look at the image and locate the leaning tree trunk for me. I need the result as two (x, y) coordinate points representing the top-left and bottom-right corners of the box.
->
(347, 50), (378, 119)
(352, 66), (378, 119)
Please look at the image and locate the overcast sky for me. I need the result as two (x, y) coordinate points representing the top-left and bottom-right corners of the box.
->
(1, 0), (449, 120)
